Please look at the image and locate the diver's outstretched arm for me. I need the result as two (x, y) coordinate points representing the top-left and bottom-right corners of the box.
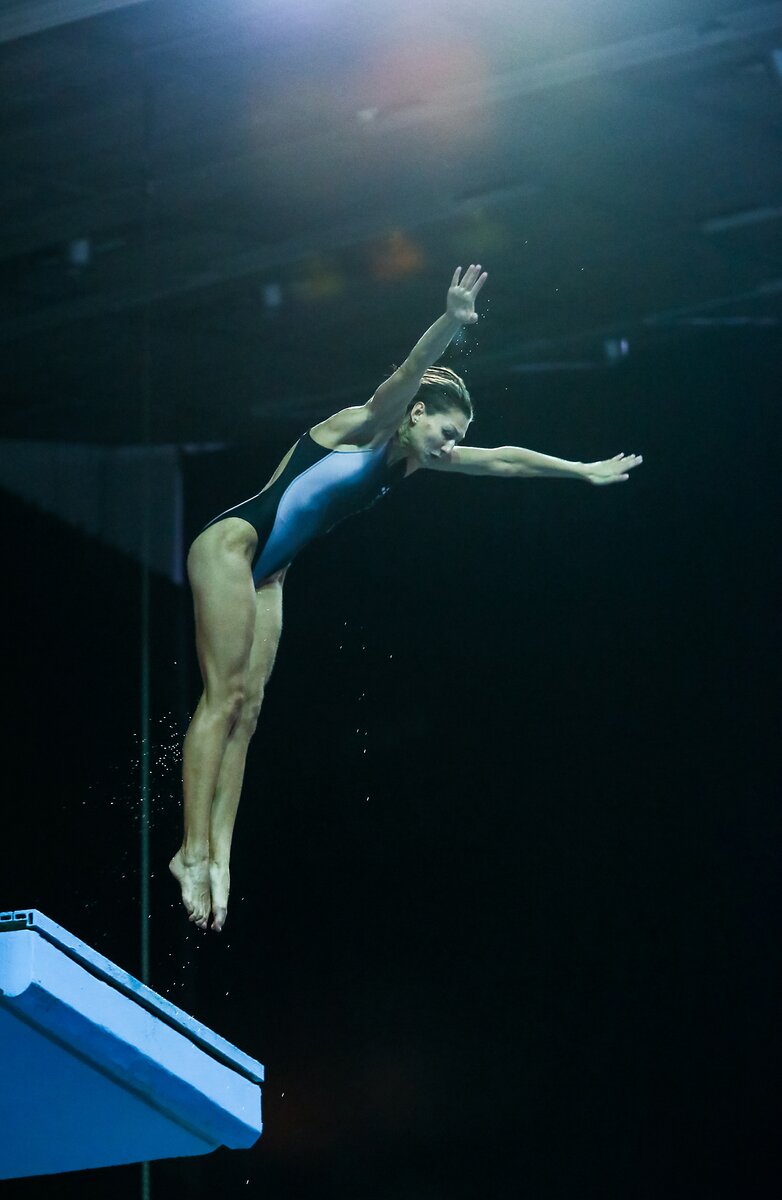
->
(426, 445), (643, 483)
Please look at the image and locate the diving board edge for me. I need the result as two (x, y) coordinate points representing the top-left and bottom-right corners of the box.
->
(0, 910), (264, 1083)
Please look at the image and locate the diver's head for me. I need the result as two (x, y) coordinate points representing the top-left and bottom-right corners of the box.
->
(400, 367), (472, 463)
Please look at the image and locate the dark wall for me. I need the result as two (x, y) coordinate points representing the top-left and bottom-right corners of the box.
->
(3, 333), (779, 1199)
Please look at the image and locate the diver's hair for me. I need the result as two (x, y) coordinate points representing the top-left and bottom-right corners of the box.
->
(406, 366), (473, 421)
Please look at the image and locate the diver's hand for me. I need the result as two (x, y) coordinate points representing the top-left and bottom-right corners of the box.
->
(447, 264), (487, 325)
(582, 453), (643, 485)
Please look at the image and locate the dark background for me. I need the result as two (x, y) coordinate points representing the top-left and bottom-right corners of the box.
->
(2, 2), (781, 1198)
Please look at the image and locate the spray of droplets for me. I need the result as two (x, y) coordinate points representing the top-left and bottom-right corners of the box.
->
(79, 711), (184, 931)
(126, 711), (184, 829)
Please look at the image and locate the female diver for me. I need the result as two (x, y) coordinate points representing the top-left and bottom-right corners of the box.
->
(170, 265), (642, 931)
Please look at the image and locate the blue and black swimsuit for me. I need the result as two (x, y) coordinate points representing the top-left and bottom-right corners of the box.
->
(204, 432), (407, 585)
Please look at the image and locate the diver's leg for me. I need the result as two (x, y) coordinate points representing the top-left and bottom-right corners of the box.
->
(170, 520), (257, 928)
(208, 575), (283, 931)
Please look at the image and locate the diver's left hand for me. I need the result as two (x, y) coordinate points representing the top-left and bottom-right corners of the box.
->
(582, 452), (643, 485)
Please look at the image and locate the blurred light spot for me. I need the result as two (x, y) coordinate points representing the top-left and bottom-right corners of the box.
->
(293, 255), (345, 302)
(263, 282), (283, 310)
(370, 230), (425, 281)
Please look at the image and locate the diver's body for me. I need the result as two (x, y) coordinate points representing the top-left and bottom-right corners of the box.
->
(170, 265), (642, 931)
(202, 429), (408, 585)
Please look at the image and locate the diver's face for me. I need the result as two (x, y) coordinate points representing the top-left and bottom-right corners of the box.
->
(409, 404), (470, 463)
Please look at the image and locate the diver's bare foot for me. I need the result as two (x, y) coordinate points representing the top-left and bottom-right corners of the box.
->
(169, 848), (211, 930)
(209, 859), (230, 933)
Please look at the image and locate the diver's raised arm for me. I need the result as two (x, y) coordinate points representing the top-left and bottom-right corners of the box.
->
(425, 444), (643, 483)
(364, 265), (487, 429)
(312, 265), (487, 448)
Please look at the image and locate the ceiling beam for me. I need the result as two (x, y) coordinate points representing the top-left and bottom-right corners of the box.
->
(0, 184), (542, 345)
(0, 0), (149, 44)
(369, 2), (782, 133)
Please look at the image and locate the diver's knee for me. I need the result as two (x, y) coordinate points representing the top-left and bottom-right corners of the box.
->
(239, 694), (264, 740)
(204, 683), (247, 731)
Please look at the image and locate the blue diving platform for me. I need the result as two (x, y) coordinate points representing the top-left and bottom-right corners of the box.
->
(0, 909), (264, 1179)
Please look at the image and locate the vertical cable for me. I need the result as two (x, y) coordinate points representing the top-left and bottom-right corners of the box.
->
(140, 79), (153, 994)
(139, 81), (154, 1200)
